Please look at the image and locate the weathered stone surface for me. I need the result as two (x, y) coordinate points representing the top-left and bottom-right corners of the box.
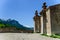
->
(33, 3), (60, 35)
(33, 10), (41, 33)
(50, 4), (60, 34)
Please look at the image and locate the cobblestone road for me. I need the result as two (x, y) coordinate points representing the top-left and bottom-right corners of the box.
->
(0, 33), (60, 40)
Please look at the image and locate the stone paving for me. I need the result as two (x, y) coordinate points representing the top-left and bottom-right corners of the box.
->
(0, 33), (60, 40)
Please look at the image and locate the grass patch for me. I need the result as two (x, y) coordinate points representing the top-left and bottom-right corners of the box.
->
(50, 34), (58, 38)
(50, 34), (60, 38)
(41, 34), (60, 39)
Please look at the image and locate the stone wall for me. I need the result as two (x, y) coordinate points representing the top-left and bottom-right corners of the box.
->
(50, 4), (60, 34)
(0, 27), (33, 33)
(34, 15), (41, 33)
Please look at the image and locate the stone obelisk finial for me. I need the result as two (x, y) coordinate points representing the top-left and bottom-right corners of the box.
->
(35, 10), (38, 16)
(42, 2), (47, 11)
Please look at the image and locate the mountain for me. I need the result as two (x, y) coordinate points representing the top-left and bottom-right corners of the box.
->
(0, 19), (33, 31)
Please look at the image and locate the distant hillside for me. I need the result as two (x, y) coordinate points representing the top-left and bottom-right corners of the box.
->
(0, 19), (33, 33)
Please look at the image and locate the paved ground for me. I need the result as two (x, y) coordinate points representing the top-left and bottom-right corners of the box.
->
(0, 33), (60, 40)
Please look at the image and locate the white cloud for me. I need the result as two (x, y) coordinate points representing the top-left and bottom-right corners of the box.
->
(24, 25), (32, 28)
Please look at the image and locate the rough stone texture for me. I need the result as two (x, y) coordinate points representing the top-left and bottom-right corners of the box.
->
(41, 15), (44, 34)
(43, 4), (60, 35)
(0, 27), (33, 33)
(40, 12), (47, 34)
(34, 16), (40, 33)
(46, 8), (51, 35)
(33, 11), (41, 33)
(33, 3), (60, 35)
(50, 4), (60, 34)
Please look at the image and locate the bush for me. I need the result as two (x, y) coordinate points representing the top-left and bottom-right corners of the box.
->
(0, 24), (5, 28)
(55, 34), (60, 36)
(50, 34), (57, 38)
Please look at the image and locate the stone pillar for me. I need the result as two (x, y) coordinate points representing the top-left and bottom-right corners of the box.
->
(34, 21), (36, 33)
(37, 21), (40, 32)
(35, 21), (39, 33)
(33, 10), (40, 33)
(46, 9), (51, 35)
(41, 15), (44, 34)
(39, 18), (41, 33)
(40, 2), (47, 34)
(34, 21), (39, 33)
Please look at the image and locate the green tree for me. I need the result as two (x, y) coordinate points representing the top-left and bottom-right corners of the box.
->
(0, 24), (5, 28)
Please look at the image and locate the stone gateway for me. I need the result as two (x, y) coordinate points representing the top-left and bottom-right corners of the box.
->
(33, 2), (60, 35)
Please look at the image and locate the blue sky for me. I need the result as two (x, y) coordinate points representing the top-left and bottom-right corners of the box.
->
(0, 0), (60, 27)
